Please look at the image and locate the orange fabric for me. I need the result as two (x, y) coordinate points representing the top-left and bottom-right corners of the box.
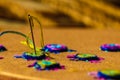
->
(0, 26), (120, 80)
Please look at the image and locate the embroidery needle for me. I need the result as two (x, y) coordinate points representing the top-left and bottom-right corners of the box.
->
(28, 14), (37, 55)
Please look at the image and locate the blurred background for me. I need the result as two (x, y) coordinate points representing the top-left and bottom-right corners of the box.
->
(0, 0), (120, 29)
